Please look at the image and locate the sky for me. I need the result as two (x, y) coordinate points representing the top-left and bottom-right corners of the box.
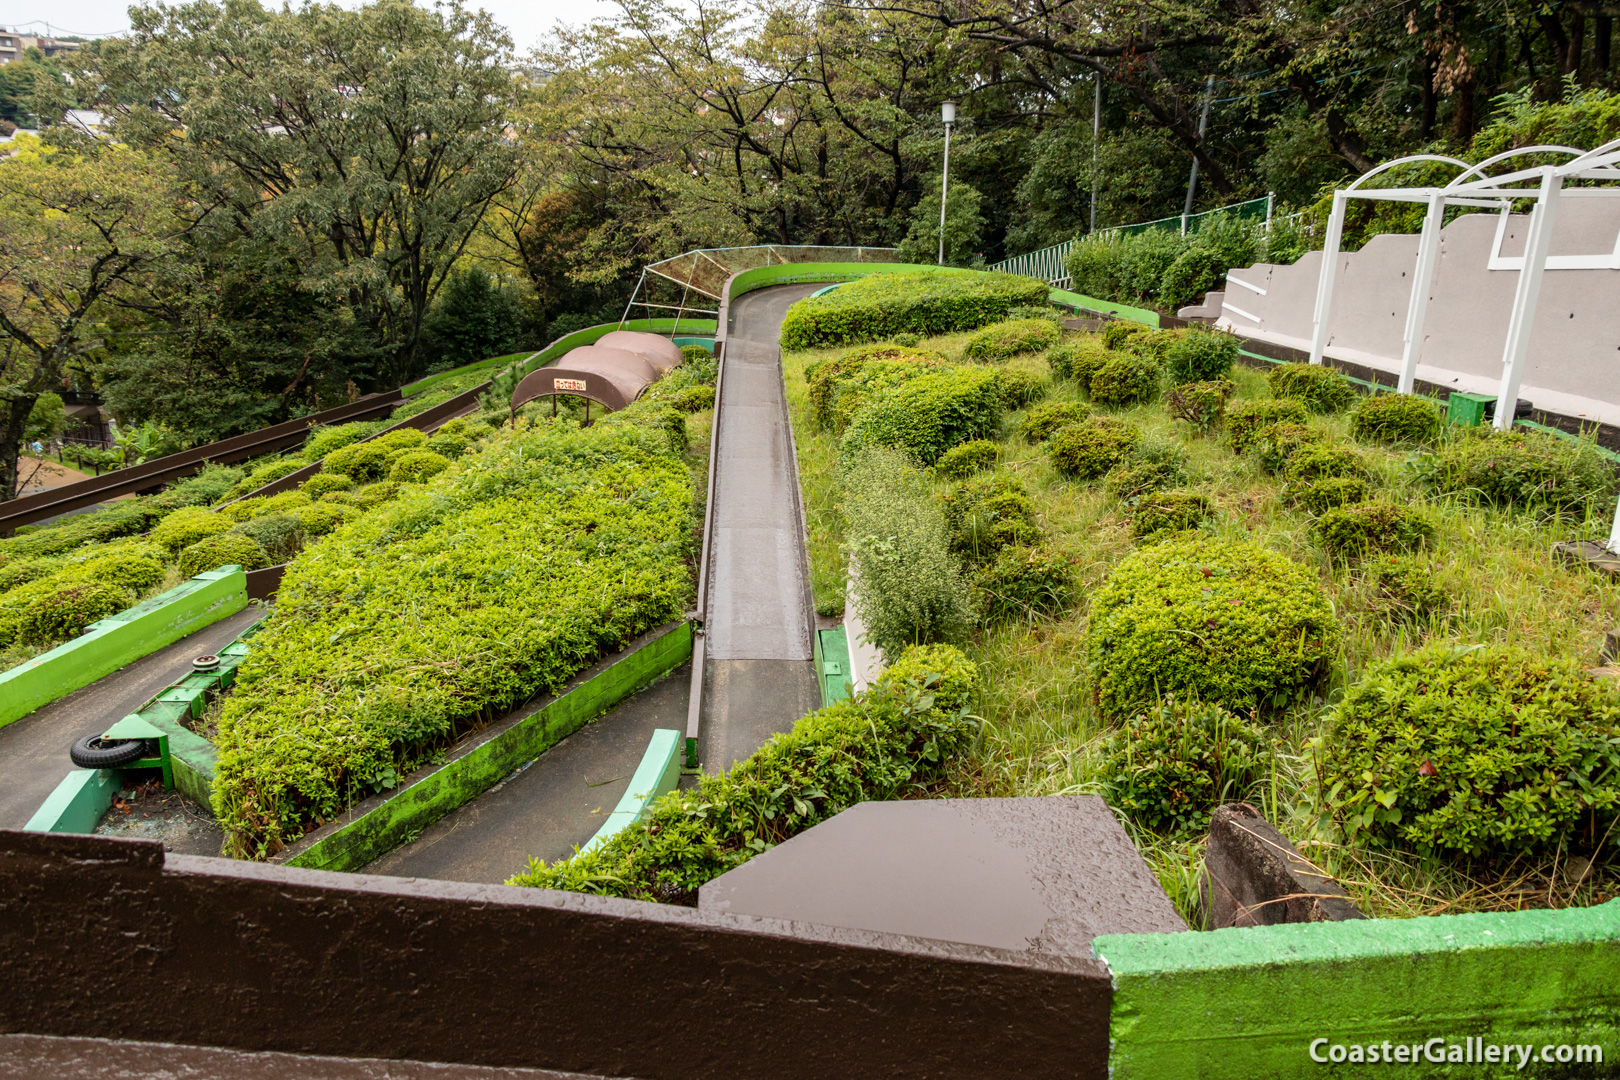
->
(2, 0), (618, 55)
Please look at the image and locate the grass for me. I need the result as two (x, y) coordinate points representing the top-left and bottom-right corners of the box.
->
(782, 330), (1620, 926)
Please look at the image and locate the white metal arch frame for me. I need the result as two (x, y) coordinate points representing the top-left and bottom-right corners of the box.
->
(1308, 142), (1620, 418)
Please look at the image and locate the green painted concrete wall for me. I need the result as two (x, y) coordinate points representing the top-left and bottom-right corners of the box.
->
(283, 621), (695, 873)
(23, 768), (120, 834)
(0, 568), (248, 730)
(579, 728), (682, 854)
(1096, 900), (1620, 1078)
(1048, 287), (1162, 327)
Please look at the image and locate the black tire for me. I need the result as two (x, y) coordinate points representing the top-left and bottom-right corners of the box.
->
(69, 735), (148, 769)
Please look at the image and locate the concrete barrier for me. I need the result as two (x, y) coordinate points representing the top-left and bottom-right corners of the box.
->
(578, 727), (683, 854)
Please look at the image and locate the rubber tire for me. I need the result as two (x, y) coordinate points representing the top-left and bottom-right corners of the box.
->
(68, 735), (148, 769)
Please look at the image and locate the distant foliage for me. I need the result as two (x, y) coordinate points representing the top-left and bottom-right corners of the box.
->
(301, 473), (355, 498)
(1349, 393), (1444, 446)
(778, 271), (1047, 350)
(1099, 699), (1269, 836)
(305, 421), (386, 461)
(1267, 363), (1357, 414)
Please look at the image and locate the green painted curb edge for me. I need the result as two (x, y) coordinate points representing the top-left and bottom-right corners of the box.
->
(0, 568), (249, 730)
(281, 621), (695, 873)
(23, 768), (121, 834)
(579, 728), (683, 855)
(1095, 900), (1620, 1078)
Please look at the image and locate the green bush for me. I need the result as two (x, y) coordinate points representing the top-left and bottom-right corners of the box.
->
(218, 458), (310, 502)
(59, 550), (166, 594)
(324, 440), (394, 482)
(1087, 537), (1339, 716)
(667, 385), (716, 413)
(229, 513), (306, 565)
(940, 473), (1041, 564)
(1046, 340), (1110, 385)
(351, 481), (404, 510)
(292, 501), (352, 538)
(0, 579), (132, 647)
(1047, 416), (1140, 479)
(841, 446), (973, 660)
(996, 369), (1049, 410)
(0, 556), (62, 595)
(1412, 428), (1618, 515)
(178, 533), (270, 577)
(1249, 422), (1325, 475)
(1163, 328), (1239, 385)
(1281, 444), (1371, 485)
(806, 345), (944, 431)
(1366, 555), (1449, 620)
(1315, 644), (1620, 859)
(1267, 363), (1357, 414)
(962, 318), (1061, 362)
(1129, 489), (1214, 540)
(1102, 320), (1151, 350)
(304, 421), (385, 461)
(151, 506), (233, 553)
(840, 365), (1003, 465)
(1315, 502), (1434, 560)
(1164, 378), (1236, 431)
(680, 343), (713, 362)
(1098, 699), (1269, 836)
(1288, 475), (1373, 514)
(1226, 399), (1310, 453)
(1158, 246), (1227, 311)
(1018, 400), (1091, 443)
(778, 271), (1048, 350)
(600, 403), (688, 455)
(890, 332), (920, 347)
(213, 410), (695, 858)
(0, 499), (165, 561)
(300, 472), (354, 498)
(219, 489), (312, 524)
(934, 439), (998, 479)
(508, 644), (979, 901)
(1349, 393), (1444, 446)
(424, 431), (470, 458)
(1105, 438), (1189, 503)
(373, 428), (428, 453)
(972, 544), (1079, 624)
(389, 451), (453, 484)
(1089, 353), (1162, 407)
(149, 464), (246, 511)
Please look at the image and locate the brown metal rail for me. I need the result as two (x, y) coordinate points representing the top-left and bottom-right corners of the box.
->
(0, 392), (403, 535)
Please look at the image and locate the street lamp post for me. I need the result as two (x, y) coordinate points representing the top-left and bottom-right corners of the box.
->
(938, 100), (956, 266)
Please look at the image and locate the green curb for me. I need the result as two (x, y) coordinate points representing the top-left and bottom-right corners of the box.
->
(1095, 901), (1620, 1078)
(0, 568), (249, 730)
(281, 621), (695, 873)
(579, 728), (683, 854)
(23, 768), (120, 834)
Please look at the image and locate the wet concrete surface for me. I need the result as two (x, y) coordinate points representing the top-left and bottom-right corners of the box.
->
(363, 664), (691, 884)
(0, 604), (264, 830)
(700, 658), (821, 773)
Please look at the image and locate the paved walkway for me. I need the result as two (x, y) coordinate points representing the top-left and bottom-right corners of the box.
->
(0, 605), (263, 830)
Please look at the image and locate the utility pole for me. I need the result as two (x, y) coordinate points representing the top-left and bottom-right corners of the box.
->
(938, 100), (956, 265)
(1183, 75), (1216, 220)
(1090, 75), (1101, 234)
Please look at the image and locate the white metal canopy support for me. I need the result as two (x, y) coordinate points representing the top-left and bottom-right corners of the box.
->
(1493, 168), (1564, 430)
(1309, 190), (1348, 365)
(1398, 191), (1447, 394)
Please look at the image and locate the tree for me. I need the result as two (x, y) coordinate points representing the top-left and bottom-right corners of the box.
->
(420, 267), (522, 371)
(896, 182), (985, 265)
(89, 0), (524, 389)
(0, 136), (181, 500)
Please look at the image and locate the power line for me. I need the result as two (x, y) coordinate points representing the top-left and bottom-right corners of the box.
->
(3, 20), (130, 38)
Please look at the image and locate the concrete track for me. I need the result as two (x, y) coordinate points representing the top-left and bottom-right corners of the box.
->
(0, 604), (264, 829)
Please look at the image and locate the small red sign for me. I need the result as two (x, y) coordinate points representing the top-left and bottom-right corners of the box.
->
(553, 377), (587, 392)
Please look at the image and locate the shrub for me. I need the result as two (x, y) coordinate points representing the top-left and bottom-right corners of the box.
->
(1, 580), (131, 646)
(841, 446), (973, 660)
(1165, 378), (1236, 431)
(1227, 399), (1310, 453)
(149, 464), (245, 511)
(1281, 444), (1371, 485)
(59, 551), (166, 594)
(152, 506), (233, 553)
(890, 332), (920, 347)
(0, 499), (164, 561)
(218, 458), (310, 502)
(0, 556), (62, 595)
(1098, 699), (1269, 836)
(778, 271), (1048, 350)
(972, 544), (1078, 624)
(840, 366), (1003, 465)
(1089, 354), (1162, 407)
(305, 421), (385, 461)
(601, 403), (688, 455)
(178, 533), (270, 577)
(934, 439), (998, 480)
(680, 343), (713, 362)
(1249, 422), (1326, 475)
(1288, 476), (1373, 514)
(1413, 428), (1618, 514)
(219, 490), (312, 524)
(997, 369), (1049, 410)
(1127, 329), (1177, 365)
(389, 451), (453, 484)
(509, 645), (979, 901)
(1350, 393), (1444, 446)
(806, 345), (944, 431)
(1046, 340), (1110, 385)
(1163, 328), (1239, 385)
(293, 502), (352, 538)
(1366, 555), (1449, 620)
(373, 428), (428, 453)
(301, 472), (355, 499)
(667, 385), (716, 413)
(351, 481), (404, 509)
(1102, 320), (1151, 350)
(213, 411), (695, 858)
(1314, 644), (1620, 859)
(1158, 246), (1227, 311)
(1047, 416), (1140, 479)
(1019, 400), (1091, 443)
(324, 440), (394, 482)
(940, 473), (1041, 564)
(424, 431), (471, 458)
(1315, 502), (1434, 560)
(1130, 489), (1214, 540)
(229, 513), (306, 564)
(1087, 537), (1339, 716)
(1268, 362), (1357, 414)
(962, 318), (1061, 362)
(1106, 438), (1189, 503)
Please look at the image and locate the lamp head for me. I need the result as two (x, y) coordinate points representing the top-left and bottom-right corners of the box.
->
(941, 100), (957, 124)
